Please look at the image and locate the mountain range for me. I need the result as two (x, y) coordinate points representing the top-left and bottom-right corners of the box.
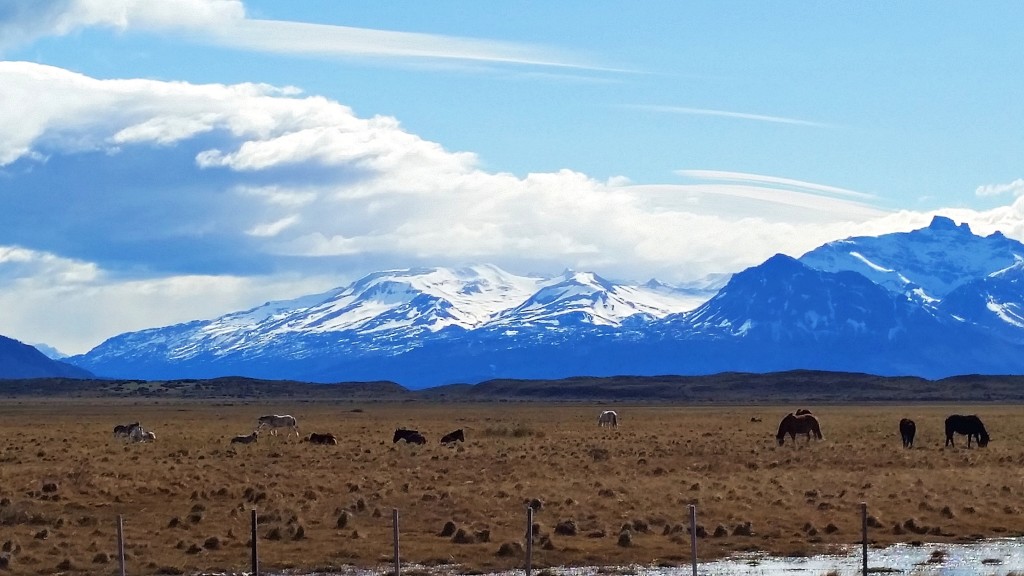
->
(16, 215), (1024, 387)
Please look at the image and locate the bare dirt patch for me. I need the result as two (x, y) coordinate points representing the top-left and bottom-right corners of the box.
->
(1, 401), (1023, 575)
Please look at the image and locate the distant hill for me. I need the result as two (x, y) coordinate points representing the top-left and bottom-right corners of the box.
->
(0, 335), (93, 379)
(3, 371), (1024, 403)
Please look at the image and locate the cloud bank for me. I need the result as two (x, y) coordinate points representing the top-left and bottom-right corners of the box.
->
(1, 61), (1022, 353)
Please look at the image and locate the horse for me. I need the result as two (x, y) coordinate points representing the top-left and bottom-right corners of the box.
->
(129, 427), (156, 443)
(440, 429), (465, 444)
(231, 431), (259, 445)
(795, 408), (813, 415)
(899, 418), (916, 448)
(776, 413), (823, 446)
(113, 422), (141, 439)
(257, 414), (299, 437)
(598, 410), (619, 427)
(393, 428), (427, 444)
(945, 414), (989, 448)
(305, 432), (338, 445)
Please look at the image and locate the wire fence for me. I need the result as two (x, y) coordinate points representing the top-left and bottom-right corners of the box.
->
(101, 502), (938, 576)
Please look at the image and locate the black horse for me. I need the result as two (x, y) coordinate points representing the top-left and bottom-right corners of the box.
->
(944, 414), (989, 448)
(440, 429), (465, 444)
(305, 432), (338, 445)
(899, 418), (916, 448)
(776, 413), (823, 446)
(393, 428), (427, 444)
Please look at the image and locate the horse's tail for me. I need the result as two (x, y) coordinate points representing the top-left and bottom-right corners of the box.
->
(814, 419), (823, 440)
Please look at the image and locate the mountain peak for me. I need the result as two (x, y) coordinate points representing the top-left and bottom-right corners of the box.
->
(928, 215), (971, 234)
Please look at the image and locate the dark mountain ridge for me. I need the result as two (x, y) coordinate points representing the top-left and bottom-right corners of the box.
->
(0, 335), (93, 379)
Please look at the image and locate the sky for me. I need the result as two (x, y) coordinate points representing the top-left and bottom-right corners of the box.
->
(2, 1), (1024, 355)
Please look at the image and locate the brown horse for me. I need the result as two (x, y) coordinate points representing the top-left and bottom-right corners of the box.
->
(776, 413), (823, 445)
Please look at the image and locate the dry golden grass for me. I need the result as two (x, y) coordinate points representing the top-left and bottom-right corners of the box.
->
(2, 401), (1024, 575)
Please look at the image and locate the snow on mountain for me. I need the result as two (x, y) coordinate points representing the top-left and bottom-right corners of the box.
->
(490, 269), (707, 329)
(66, 217), (1024, 387)
(799, 215), (1024, 303)
(676, 254), (934, 342)
(938, 257), (1024, 341)
(270, 265), (546, 335)
(72, 264), (708, 374)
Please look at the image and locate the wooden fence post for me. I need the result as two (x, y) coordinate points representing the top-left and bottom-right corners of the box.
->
(393, 508), (401, 576)
(689, 504), (698, 576)
(861, 501), (868, 576)
(251, 508), (259, 576)
(116, 514), (126, 576)
(525, 505), (534, 576)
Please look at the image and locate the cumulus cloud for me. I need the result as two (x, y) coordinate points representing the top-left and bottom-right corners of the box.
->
(0, 0), (245, 51)
(5, 61), (1024, 354)
(976, 179), (1024, 198)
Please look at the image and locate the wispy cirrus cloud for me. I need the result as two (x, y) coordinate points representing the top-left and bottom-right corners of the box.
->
(627, 105), (832, 128)
(677, 170), (876, 201)
(0, 0), (593, 69)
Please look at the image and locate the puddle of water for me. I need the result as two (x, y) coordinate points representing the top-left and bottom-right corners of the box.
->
(287, 537), (1024, 576)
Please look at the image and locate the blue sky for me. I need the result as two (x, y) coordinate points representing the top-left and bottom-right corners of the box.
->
(1, 1), (1023, 354)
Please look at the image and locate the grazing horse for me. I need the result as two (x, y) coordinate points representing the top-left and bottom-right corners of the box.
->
(440, 429), (465, 444)
(393, 428), (427, 444)
(305, 432), (338, 445)
(129, 427), (156, 443)
(776, 413), (823, 446)
(257, 414), (299, 437)
(899, 418), (916, 448)
(231, 431), (259, 445)
(945, 414), (990, 448)
(598, 410), (619, 427)
(113, 422), (141, 439)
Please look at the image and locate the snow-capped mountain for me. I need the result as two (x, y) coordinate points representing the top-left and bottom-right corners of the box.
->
(70, 265), (712, 383)
(490, 270), (709, 330)
(938, 258), (1024, 342)
(799, 216), (1024, 304)
(678, 254), (928, 342)
(67, 216), (1024, 387)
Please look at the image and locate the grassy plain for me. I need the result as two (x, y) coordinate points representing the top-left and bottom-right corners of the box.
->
(2, 400), (1024, 575)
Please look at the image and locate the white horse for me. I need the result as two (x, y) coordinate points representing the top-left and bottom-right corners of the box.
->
(598, 410), (619, 427)
(129, 426), (156, 442)
(257, 414), (299, 437)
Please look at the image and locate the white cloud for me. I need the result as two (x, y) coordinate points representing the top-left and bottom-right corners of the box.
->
(975, 179), (1024, 198)
(0, 0), (589, 69)
(0, 0), (245, 51)
(247, 215), (300, 237)
(0, 260), (339, 355)
(627, 105), (832, 128)
(7, 62), (1024, 355)
(677, 170), (876, 201)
